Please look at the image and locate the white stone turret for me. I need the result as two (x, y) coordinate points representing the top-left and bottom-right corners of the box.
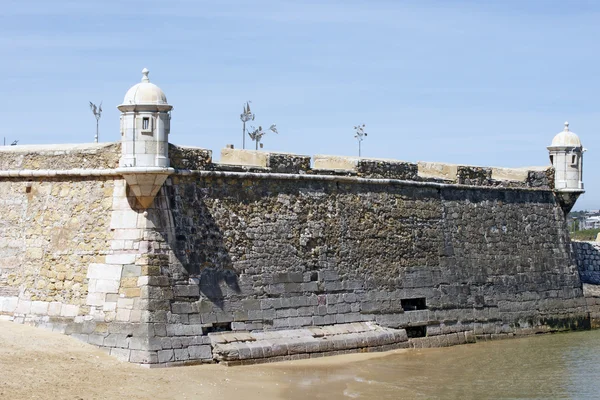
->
(118, 68), (172, 168)
(116, 68), (174, 209)
(548, 121), (584, 191)
(548, 121), (585, 214)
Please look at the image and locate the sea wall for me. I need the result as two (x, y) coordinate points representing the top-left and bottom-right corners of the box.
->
(157, 171), (587, 363)
(0, 143), (594, 366)
(572, 240), (600, 327)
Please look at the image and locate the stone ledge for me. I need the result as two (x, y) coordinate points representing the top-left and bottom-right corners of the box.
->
(220, 342), (410, 366)
(209, 322), (407, 363)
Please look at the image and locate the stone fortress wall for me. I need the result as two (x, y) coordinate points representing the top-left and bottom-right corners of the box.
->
(0, 142), (598, 366)
(572, 240), (600, 327)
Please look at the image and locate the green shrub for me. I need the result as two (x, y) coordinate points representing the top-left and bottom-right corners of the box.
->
(571, 228), (600, 241)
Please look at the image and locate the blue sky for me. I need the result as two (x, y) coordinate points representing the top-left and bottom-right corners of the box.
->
(1, 0), (599, 209)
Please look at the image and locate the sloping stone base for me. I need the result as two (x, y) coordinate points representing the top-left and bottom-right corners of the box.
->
(209, 322), (408, 365)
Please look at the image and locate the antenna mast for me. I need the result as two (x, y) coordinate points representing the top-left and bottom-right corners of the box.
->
(89, 101), (103, 143)
(240, 101), (254, 149)
(354, 124), (368, 157)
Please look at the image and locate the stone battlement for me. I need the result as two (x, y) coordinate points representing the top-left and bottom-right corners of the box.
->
(218, 148), (553, 188)
(0, 143), (554, 190)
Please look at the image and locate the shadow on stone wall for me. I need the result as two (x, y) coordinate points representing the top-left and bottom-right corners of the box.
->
(161, 184), (240, 309)
(197, 268), (240, 309)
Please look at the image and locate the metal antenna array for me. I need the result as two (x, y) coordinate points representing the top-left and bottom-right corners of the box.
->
(89, 101), (103, 143)
(247, 125), (278, 150)
(240, 101), (255, 149)
(354, 124), (367, 157)
(240, 101), (278, 150)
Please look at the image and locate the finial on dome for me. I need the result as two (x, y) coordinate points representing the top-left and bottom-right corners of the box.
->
(564, 121), (569, 131)
(141, 68), (150, 83)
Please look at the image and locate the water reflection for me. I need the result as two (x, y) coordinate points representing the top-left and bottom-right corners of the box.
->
(278, 330), (600, 399)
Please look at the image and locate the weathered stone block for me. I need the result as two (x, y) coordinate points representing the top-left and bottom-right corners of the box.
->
(158, 349), (175, 363)
(60, 304), (79, 318)
(14, 300), (31, 315)
(173, 348), (190, 362)
(130, 350), (158, 364)
(173, 285), (200, 297)
(171, 302), (193, 314)
(110, 348), (131, 362)
(88, 334), (106, 346)
(105, 253), (137, 265)
(30, 301), (49, 315)
(242, 299), (261, 311)
(188, 345), (212, 360)
(94, 279), (120, 294)
(88, 264), (123, 281)
(103, 333), (130, 348)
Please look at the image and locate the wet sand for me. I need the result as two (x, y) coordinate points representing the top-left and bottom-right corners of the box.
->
(0, 321), (396, 400)
(3, 321), (600, 399)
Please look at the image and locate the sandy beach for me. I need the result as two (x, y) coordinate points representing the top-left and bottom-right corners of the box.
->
(0, 321), (395, 400)
(3, 321), (600, 399)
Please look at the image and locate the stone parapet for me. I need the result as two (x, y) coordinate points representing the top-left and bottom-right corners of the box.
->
(169, 145), (212, 170)
(0, 143), (120, 170)
(0, 143), (552, 190)
(417, 161), (458, 181)
(314, 155), (418, 180)
(220, 148), (269, 168)
(219, 148), (311, 174)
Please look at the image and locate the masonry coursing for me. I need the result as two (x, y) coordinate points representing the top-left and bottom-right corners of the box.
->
(572, 240), (600, 328)
(0, 144), (597, 365)
(162, 175), (586, 338)
(0, 178), (114, 307)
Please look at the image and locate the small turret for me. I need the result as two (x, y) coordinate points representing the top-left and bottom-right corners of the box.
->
(548, 121), (585, 213)
(117, 69), (174, 208)
(118, 68), (172, 168)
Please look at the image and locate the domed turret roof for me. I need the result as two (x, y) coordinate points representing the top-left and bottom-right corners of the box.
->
(550, 122), (582, 147)
(122, 68), (168, 105)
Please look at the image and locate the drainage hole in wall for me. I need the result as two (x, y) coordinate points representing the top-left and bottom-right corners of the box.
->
(401, 297), (427, 311)
(204, 322), (232, 334)
(406, 326), (427, 338)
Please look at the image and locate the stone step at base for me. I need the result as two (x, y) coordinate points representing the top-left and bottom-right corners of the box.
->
(209, 322), (408, 364)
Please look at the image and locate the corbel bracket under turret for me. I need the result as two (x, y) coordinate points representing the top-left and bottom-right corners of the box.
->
(554, 189), (584, 215)
(116, 167), (174, 209)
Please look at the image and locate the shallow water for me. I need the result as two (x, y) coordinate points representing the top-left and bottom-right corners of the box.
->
(275, 330), (600, 399)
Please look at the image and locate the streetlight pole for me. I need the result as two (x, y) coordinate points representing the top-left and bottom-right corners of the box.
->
(95, 118), (99, 143)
